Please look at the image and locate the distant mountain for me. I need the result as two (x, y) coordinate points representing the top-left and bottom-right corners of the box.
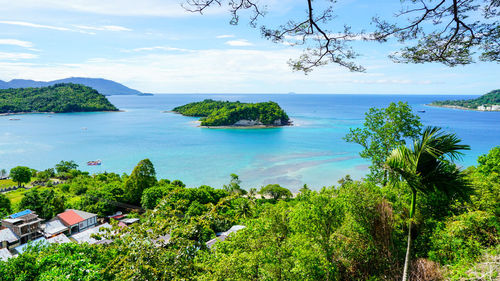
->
(0, 77), (143, 96)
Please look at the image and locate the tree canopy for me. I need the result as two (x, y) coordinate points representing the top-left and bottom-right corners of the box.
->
(183, 0), (499, 72)
(431, 89), (500, 109)
(124, 159), (157, 205)
(10, 166), (32, 187)
(173, 99), (290, 126)
(0, 83), (118, 113)
(344, 102), (422, 184)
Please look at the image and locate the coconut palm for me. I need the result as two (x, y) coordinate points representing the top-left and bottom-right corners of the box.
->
(385, 126), (471, 281)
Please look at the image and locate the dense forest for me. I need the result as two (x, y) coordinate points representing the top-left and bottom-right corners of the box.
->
(0, 83), (118, 113)
(172, 99), (290, 126)
(430, 89), (500, 109)
(0, 103), (498, 281)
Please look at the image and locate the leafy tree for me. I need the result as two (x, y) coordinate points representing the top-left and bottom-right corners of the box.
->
(223, 174), (247, 195)
(19, 188), (66, 219)
(0, 168), (6, 178)
(385, 126), (471, 281)
(10, 166), (32, 187)
(55, 160), (78, 174)
(0, 193), (11, 217)
(344, 102), (422, 184)
(78, 183), (125, 217)
(183, 0), (499, 72)
(259, 184), (292, 200)
(124, 159), (157, 205)
(141, 185), (170, 209)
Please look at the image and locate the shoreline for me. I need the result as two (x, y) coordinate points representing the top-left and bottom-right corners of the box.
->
(427, 104), (500, 112)
(199, 124), (292, 129)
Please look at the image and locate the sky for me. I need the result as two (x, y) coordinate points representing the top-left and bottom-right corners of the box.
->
(0, 0), (497, 94)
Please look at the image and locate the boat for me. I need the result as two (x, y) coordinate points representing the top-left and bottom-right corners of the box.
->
(87, 160), (102, 166)
(9, 118), (21, 121)
(418, 110), (426, 113)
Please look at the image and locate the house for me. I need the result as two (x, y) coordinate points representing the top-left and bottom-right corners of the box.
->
(206, 225), (246, 249)
(0, 228), (20, 250)
(57, 209), (97, 235)
(41, 218), (69, 238)
(71, 223), (111, 244)
(1, 210), (43, 244)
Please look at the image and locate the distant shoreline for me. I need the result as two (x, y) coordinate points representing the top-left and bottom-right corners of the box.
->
(427, 104), (500, 112)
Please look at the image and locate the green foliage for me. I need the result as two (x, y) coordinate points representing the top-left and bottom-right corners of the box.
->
(0, 243), (116, 281)
(55, 160), (78, 174)
(10, 166), (32, 187)
(173, 99), (290, 126)
(223, 174), (247, 196)
(259, 184), (292, 200)
(428, 211), (499, 265)
(344, 102), (422, 183)
(19, 188), (66, 219)
(124, 159), (157, 205)
(0, 193), (11, 218)
(431, 89), (500, 109)
(0, 83), (118, 113)
(78, 183), (124, 217)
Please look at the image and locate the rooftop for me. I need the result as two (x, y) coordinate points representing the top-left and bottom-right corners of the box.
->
(0, 248), (13, 262)
(71, 223), (111, 244)
(0, 228), (19, 243)
(14, 237), (47, 255)
(47, 234), (71, 244)
(9, 210), (32, 219)
(57, 209), (96, 226)
(42, 219), (68, 237)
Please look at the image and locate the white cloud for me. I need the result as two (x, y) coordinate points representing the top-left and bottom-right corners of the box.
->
(0, 20), (71, 31)
(0, 52), (38, 60)
(225, 39), (254, 47)
(216, 34), (235, 39)
(74, 25), (132, 32)
(0, 39), (34, 48)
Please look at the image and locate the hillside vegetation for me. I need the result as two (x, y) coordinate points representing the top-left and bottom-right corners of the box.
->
(0, 83), (118, 113)
(431, 89), (500, 109)
(172, 99), (290, 126)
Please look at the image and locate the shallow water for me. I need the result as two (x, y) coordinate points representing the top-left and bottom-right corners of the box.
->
(1, 94), (498, 191)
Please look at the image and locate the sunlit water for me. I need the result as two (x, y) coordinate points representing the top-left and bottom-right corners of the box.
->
(1, 94), (498, 191)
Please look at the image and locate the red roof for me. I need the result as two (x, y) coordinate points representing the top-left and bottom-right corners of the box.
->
(58, 210), (84, 226)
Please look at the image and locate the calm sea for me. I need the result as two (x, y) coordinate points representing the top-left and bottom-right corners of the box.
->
(1, 94), (498, 191)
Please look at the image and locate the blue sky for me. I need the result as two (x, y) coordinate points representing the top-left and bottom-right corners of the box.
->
(0, 0), (497, 94)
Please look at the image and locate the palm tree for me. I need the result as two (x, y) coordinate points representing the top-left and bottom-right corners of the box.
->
(385, 126), (471, 281)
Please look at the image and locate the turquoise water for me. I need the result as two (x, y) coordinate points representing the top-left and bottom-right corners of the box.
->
(1, 94), (499, 191)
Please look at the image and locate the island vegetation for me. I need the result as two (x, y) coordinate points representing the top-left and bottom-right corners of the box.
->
(430, 89), (500, 111)
(172, 99), (290, 127)
(0, 104), (498, 281)
(0, 83), (118, 114)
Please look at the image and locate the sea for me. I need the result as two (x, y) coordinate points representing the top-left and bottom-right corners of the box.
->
(1, 94), (499, 191)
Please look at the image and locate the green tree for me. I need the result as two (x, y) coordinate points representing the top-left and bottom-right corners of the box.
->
(124, 159), (157, 205)
(19, 188), (66, 219)
(259, 184), (292, 200)
(344, 102), (422, 184)
(10, 166), (32, 187)
(223, 174), (247, 196)
(55, 160), (78, 174)
(0, 168), (6, 178)
(385, 126), (471, 281)
(0, 193), (11, 217)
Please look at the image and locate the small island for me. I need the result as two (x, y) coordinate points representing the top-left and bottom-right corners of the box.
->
(172, 99), (291, 127)
(0, 83), (119, 114)
(429, 89), (500, 111)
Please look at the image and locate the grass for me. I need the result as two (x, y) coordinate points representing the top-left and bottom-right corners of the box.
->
(0, 179), (16, 189)
(4, 188), (27, 207)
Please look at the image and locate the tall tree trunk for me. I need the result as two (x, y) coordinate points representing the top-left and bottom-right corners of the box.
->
(402, 221), (412, 281)
(402, 190), (417, 281)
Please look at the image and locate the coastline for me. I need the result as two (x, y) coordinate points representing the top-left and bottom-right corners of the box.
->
(427, 104), (500, 112)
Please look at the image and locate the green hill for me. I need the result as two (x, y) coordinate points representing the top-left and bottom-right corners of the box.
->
(172, 99), (291, 127)
(430, 89), (500, 110)
(0, 83), (119, 114)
